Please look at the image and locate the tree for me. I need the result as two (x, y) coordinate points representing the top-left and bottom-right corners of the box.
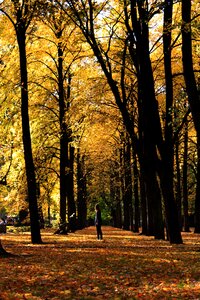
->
(73, 0), (183, 242)
(77, 148), (87, 229)
(122, 134), (133, 230)
(0, 0), (42, 244)
(182, 117), (190, 231)
(133, 149), (140, 232)
(55, 0), (163, 239)
(181, 0), (200, 233)
(1, 0), (198, 244)
(31, 0), (81, 231)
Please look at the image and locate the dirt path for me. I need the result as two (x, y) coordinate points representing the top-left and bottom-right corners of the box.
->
(0, 226), (200, 299)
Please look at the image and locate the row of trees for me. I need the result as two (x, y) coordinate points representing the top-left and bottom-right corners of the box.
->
(0, 0), (199, 250)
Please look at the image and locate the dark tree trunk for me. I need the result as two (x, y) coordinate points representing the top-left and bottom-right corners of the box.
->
(183, 119), (190, 231)
(182, 0), (200, 133)
(67, 145), (76, 231)
(122, 0), (164, 240)
(182, 0), (200, 233)
(65, 74), (76, 230)
(77, 149), (87, 229)
(123, 137), (133, 230)
(58, 41), (68, 229)
(110, 160), (122, 228)
(16, 22), (41, 244)
(136, 7), (164, 240)
(137, 102), (148, 235)
(175, 139), (182, 230)
(0, 239), (10, 257)
(160, 0), (182, 242)
(134, 0), (181, 243)
(114, 154), (122, 228)
(195, 134), (200, 233)
(139, 170), (148, 235)
(47, 200), (51, 227)
(143, 156), (164, 239)
(115, 198), (122, 228)
(119, 147), (125, 228)
(110, 173), (115, 225)
(133, 152), (140, 232)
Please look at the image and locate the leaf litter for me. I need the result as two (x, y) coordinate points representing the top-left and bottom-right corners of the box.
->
(0, 226), (200, 299)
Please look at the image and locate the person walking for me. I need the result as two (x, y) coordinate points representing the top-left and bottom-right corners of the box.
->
(95, 204), (103, 240)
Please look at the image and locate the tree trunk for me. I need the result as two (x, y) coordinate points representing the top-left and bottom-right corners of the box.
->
(119, 147), (125, 229)
(175, 139), (182, 230)
(135, 0), (181, 243)
(47, 199), (51, 227)
(16, 27), (42, 244)
(137, 28), (164, 240)
(77, 149), (87, 229)
(182, 0), (200, 133)
(115, 198), (122, 228)
(123, 137), (133, 230)
(161, 0), (182, 241)
(194, 134), (200, 233)
(110, 160), (122, 228)
(58, 40), (68, 229)
(123, 0), (164, 240)
(137, 104), (148, 235)
(182, 0), (200, 233)
(143, 154), (164, 239)
(67, 145), (76, 231)
(133, 152), (140, 232)
(183, 119), (190, 231)
(0, 239), (9, 257)
(139, 170), (148, 235)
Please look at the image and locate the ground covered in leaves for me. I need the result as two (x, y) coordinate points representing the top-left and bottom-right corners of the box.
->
(0, 226), (200, 299)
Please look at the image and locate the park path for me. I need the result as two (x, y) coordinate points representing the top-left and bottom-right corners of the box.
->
(0, 226), (200, 299)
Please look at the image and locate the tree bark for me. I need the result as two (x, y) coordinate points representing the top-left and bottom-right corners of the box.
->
(67, 145), (76, 231)
(58, 41), (68, 229)
(0, 239), (10, 257)
(16, 15), (41, 244)
(123, 137), (133, 230)
(139, 169), (148, 235)
(77, 149), (87, 229)
(182, 0), (200, 233)
(183, 119), (190, 231)
(175, 139), (182, 230)
(135, 1), (165, 240)
(161, 0), (182, 241)
(195, 135), (200, 233)
(133, 152), (140, 232)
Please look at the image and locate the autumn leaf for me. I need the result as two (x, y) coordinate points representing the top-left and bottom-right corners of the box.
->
(0, 226), (200, 299)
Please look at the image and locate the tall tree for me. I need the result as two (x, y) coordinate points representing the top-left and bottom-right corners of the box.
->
(110, 153), (122, 229)
(161, 0), (182, 237)
(128, 0), (164, 239)
(77, 148), (87, 229)
(133, 150), (140, 232)
(182, 118), (190, 231)
(36, 1), (78, 231)
(181, 0), (200, 233)
(123, 135), (133, 230)
(67, 144), (76, 230)
(56, 0), (184, 243)
(175, 135), (182, 230)
(0, 0), (42, 243)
